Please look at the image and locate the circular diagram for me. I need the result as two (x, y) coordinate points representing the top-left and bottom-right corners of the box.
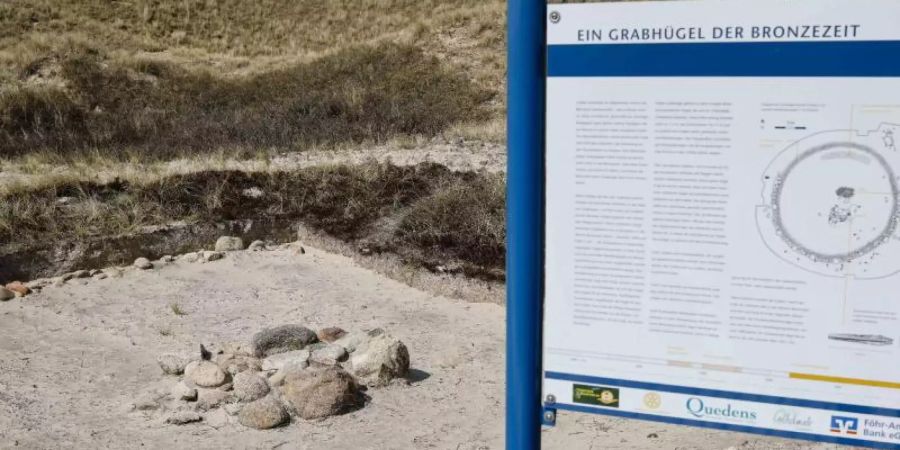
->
(757, 125), (900, 278)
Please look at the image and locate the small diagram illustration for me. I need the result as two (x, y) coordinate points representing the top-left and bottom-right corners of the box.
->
(827, 333), (895, 346)
(756, 124), (900, 278)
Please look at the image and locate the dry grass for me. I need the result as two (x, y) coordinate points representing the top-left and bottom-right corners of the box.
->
(1, 42), (493, 158)
(0, 161), (507, 277)
(0, 0), (507, 161)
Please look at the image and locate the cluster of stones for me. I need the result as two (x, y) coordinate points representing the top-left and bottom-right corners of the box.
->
(145, 324), (409, 429)
(1, 236), (275, 302)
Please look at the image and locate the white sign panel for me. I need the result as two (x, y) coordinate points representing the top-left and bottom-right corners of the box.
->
(542, 1), (900, 448)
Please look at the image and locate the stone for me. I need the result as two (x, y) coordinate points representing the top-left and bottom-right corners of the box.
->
(61, 270), (89, 281)
(166, 411), (202, 425)
(157, 354), (188, 375)
(25, 278), (51, 290)
(0, 287), (14, 301)
(239, 395), (289, 429)
(133, 257), (153, 270)
(250, 325), (318, 357)
(261, 350), (309, 372)
(280, 366), (362, 420)
(202, 251), (224, 262)
(92, 272), (108, 280)
(248, 240), (266, 251)
(332, 329), (383, 354)
(161, 255), (175, 262)
(6, 281), (31, 297)
(181, 252), (200, 263)
(347, 334), (410, 387)
(185, 360), (227, 388)
(102, 267), (123, 278)
(223, 403), (243, 416)
(232, 372), (270, 402)
(216, 353), (262, 376)
(172, 382), (198, 401)
(196, 388), (231, 411)
(215, 236), (244, 252)
(309, 344), (348, 366)
(317, 327), (347, 343)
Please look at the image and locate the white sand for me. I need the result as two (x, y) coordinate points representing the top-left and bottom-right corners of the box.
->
(0, 245), (839, 449)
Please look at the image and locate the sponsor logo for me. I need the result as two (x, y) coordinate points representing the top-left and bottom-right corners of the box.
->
(685, 397), (757, 421)
(773, 409), (813, 429)
(643, 392), (662, 410)
(830, 416), (859, 435)
(572, 384), (619, 408)
(862, 418), (900, 441)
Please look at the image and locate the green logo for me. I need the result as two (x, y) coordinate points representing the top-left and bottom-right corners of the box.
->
(573, 384), (620, 408)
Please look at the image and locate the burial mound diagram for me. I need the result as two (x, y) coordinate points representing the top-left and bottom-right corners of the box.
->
(756, 123), (900, 278)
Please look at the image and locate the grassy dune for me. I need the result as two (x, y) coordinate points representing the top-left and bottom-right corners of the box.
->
(0, 0), (505, 159)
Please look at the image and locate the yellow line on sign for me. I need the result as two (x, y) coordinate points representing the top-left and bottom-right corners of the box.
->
(789, 372), (900, 389)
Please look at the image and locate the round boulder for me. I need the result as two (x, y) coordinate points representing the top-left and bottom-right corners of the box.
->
(239, 395), (289, 429)
(348, 334), (410, 387)
(185, 360), (228, 388)
(280, 366), (362, 419)
(157, 354), (187, 375)
(215, 236), (244, 252)
(133, 257), (153, 270)
(0, 287), (14, 301)
(233, 372), (270, 402)
(250, 325), (318, 357)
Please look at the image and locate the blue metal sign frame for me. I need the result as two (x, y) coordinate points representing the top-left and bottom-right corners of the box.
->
(506, 0), (546, 449)
(507, 1), (900, 450)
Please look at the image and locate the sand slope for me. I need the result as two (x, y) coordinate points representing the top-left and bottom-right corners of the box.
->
(0, 246), (836, 449)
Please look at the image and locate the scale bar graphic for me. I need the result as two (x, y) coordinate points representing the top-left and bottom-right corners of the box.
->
(789, 372), (900, 389)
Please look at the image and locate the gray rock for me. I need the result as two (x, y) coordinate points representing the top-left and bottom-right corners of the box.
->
(185, 360), (227, 388)
(102, 267), (123, 278)
(233, 372), (270, 402)
(0, 287), (14, 301)
(348, 334), (410, 387)
(172, 381), (198, 401)
(165, 411), (202, 425)
(261, 350), (310, 372)
(239, 395), (289, 429)
(333, 328), (384, 354)
(92, 272), (108, 280)
(248, 240), (267, 251)
(280, 366), (362, 420)
(61, 270), (89, 281)
(310, 344), (348, 366)
(133, 257), (153, 270)
(25, 278), (52, 290)
(223, 403), (243, 416)
(157, 354), (187, 375)
(215, 236), (244, 252)
(202, 251), (225, 262)
(181, 252), (200, 263)
(161, 255), (175, 262)
(196, 388), (231, 411)
(250, 325), (318, 357)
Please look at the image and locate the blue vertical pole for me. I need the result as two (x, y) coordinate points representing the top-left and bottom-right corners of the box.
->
(506, 1), (546, 449)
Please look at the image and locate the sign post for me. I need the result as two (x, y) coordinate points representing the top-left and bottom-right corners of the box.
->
(506, 0), (546, 449)
(508, 0), (900, 449)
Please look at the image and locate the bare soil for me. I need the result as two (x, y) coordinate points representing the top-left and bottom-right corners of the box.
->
(0, 244), (839, 450)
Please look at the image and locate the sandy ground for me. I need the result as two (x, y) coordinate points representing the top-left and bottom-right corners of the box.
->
(0, 245), (843, 450)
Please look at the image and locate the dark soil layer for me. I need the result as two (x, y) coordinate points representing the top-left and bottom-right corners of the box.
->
(0, 162), (506, 283)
